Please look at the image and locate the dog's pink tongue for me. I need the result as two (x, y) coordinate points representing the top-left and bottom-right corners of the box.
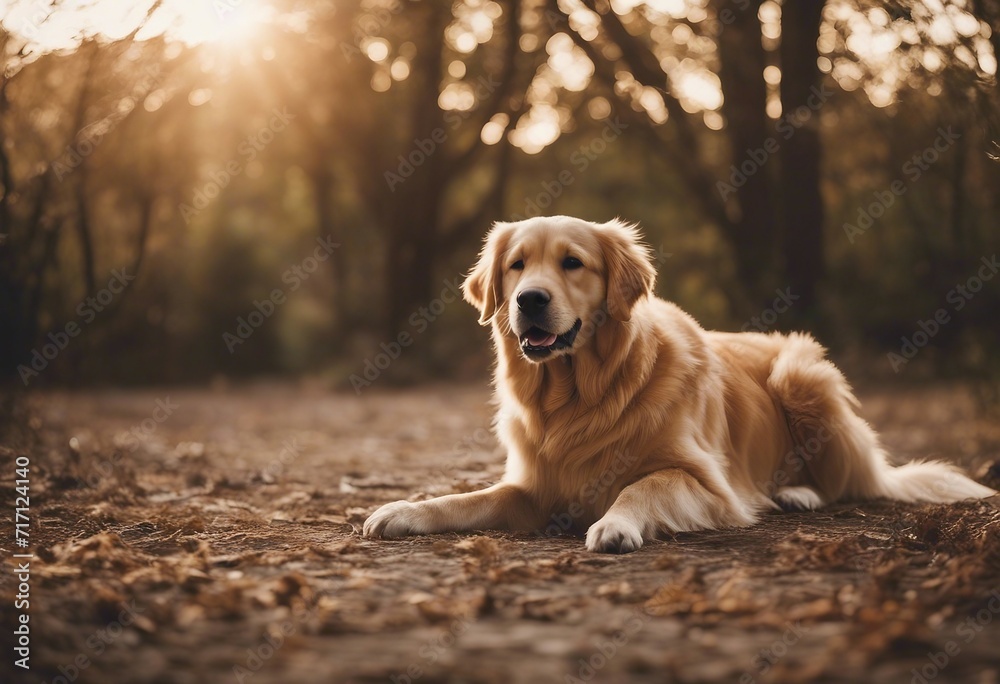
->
(526, 330), (557, 347)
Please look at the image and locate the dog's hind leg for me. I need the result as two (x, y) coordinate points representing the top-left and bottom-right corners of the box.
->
(773, 485), (824, 511)
(767, 333), (995, 504)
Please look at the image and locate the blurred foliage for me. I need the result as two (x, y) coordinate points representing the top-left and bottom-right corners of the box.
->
(0, 0), (998, 391)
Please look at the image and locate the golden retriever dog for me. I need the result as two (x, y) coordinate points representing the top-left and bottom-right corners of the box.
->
(363, 216), (995, 553)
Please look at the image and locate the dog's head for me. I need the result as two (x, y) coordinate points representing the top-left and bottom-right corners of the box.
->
(462, 216), (656, 362)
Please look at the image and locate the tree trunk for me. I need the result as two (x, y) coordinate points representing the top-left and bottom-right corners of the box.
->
(716, 0), (780, 306)
(778, 0), (826, 322)
(384, 183), (444, 339)
(378, 2), (450, 339)
(308, 166), (356, 339)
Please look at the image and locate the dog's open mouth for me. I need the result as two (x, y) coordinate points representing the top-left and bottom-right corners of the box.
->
(519, 319), (582, 358)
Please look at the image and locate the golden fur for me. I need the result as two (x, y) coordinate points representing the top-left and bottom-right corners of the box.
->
(364, 216), (995, 553)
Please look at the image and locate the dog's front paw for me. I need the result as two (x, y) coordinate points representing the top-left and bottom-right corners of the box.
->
(362, 500), (424, 539)
(586, 515), (644, 554)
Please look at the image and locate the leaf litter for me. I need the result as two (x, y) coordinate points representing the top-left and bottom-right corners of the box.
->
(3, 383), (999, 683)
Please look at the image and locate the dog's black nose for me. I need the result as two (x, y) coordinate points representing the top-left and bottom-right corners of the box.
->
(516, 288), (550, 316)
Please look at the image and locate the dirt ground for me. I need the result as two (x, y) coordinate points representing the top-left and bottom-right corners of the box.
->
(2, 381), (1000, 684)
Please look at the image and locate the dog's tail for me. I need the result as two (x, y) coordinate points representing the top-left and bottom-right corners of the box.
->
(767, 332), (996, 504)
(873, 459), (996, 503)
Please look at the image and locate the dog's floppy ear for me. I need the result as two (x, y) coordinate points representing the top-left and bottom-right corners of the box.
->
(463, 222), (514, 325)
(599, 219), (657, 322)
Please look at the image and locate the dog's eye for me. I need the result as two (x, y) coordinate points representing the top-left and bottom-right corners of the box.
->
(510, 259), (524, 271)
(563, 256), (583, 270)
